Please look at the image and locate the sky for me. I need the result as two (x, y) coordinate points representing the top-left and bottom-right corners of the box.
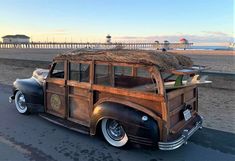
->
(0, 0), (234, 45)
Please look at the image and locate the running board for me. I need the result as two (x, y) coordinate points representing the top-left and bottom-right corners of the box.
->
(39, 113), (90, 135)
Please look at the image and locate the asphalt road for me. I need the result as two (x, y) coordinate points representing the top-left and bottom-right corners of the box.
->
(0, 84), (235, 161)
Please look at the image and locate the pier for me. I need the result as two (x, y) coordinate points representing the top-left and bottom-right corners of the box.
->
(0, 42), (193, 49)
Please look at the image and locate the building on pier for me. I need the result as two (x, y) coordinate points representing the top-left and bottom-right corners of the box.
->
(106, 34), (111, 43)
(179, 38), (189, 50)
(163, 40), (170, 50)
(2, 35), (30, 43)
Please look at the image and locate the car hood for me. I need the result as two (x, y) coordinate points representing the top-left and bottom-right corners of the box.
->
(32, 68), (49, 85)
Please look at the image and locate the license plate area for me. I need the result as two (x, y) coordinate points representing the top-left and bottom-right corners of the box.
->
(183, 109), (191, 121)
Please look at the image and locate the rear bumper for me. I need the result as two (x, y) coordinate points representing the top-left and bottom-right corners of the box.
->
(158, 115), (203, 150)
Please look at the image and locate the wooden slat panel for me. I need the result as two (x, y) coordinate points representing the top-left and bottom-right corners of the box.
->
(168, 95), (182, 112)
(170, 113), (181, 128)
(184, 90), (195, 102)
(167, 86), (198, 129)
(69, 94), (89, 100)
(167, 85), (196, 100)
(169, 99), (197, 128)
(69, 86), (90, 98)
(46, 90), (64, 96)
(93, 84), (164, 102)
(170, 111), (197, 134)
(169, 97), (197, 117)
(46, 79), (65, 84)
(67, 81), (91, 89)
(68, 97), (90, 126)
(97, 92), (162, 115)
(46, 92), (66, 117)
(47, 83), (65, 94)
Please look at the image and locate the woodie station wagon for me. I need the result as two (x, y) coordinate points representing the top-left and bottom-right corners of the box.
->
(9, 49), (211, 150)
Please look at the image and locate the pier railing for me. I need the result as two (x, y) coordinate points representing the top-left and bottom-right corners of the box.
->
(0, 42), (193, 49)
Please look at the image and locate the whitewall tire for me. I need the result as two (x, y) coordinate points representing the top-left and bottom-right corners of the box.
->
(101, 118), (128, 147)
(15, 91), (29, 114)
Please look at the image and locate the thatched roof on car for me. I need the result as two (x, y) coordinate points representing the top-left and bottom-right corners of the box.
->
(54, 49), (193, 71)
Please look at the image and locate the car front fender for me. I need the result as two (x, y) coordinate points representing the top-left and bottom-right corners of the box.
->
(13, 77), (44, 105)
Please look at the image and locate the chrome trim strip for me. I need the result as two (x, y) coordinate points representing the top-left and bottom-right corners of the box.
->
(158, 116), (203, 150)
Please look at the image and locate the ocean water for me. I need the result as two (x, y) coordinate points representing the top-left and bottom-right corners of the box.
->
(188, 46), (233, 50)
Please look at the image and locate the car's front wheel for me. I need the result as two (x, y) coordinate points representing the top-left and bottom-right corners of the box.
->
(101, 118), (128, 147)
(15, 91), (29, 114)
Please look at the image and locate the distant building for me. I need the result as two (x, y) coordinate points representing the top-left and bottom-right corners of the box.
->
(2, 35), (30, 43)
(163, 40), (170, 50)
(179, 38), (189, 50)
(154, 40), (159, 44)
(179, 38), (188, 44)
(154, 40), (160, 50)
(106, 34), (111, 43)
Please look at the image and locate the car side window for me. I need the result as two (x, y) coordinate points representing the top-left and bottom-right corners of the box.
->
(137, 68), (151, 78)
(95, 64), (112, 86)
(115, 66), (158, 93)
(51, 62), (64, 79)
(114, 66), (132, 76)
(69, 62), (90, 83)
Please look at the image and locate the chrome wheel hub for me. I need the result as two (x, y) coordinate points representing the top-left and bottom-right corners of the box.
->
(106, 120), (125, 141)
(17, 93), (26, 110)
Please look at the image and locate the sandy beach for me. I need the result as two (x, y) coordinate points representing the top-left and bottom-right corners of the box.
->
(0, 49), (234, 133)
(173, 50), (235, 73)
(0, 48), (234, 72)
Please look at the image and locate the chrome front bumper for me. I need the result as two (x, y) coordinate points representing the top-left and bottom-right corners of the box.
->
(158, 116), (203, 150)
(9, 95), (14, 103)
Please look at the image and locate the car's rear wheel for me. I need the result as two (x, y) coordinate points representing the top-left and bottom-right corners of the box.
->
(101, 118), (128, 147)
(15, 91), (29, 114)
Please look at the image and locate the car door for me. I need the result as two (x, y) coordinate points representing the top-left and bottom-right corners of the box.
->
(45, 60), (67, 118)
(66, 61), (93, 127)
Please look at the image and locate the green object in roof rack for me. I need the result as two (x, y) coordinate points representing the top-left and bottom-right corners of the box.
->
(174, 75), (183, 86)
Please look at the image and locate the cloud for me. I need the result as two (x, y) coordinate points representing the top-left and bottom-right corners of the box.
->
(201, 31), (229, 36)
